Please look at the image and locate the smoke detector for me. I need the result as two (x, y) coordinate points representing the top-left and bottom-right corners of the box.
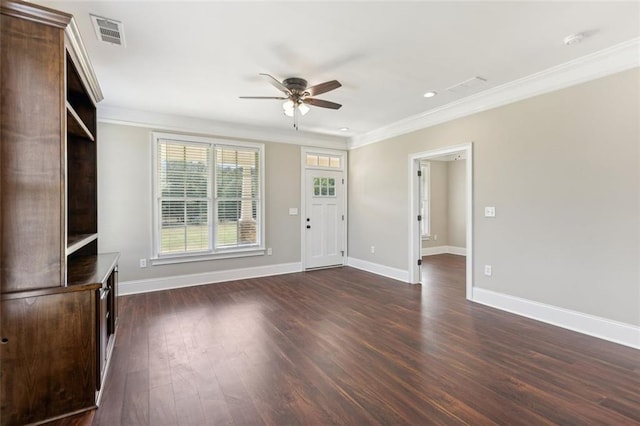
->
(563, 33), (584, 46)
(90, 14), (126, 47)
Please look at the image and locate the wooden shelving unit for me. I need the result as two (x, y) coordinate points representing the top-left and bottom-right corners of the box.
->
(67, 233), (98, 256)
(66, 102), (95, 141)
(1, 2), (119, 424)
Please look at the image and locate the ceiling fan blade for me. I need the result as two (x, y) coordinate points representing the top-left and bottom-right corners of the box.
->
(239, 96), (288, 100)
(259, 73), (291, 95)
(305, 80), (341, 97)
(303, 98), (342, 109)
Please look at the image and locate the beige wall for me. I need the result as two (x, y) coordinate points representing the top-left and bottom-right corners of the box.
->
(97, 122), (302, 282)
(447, 159), (466, 248)
(421, 159), (467, 250)
(349, 68), (639, 325)
(423, 161), (448, 248)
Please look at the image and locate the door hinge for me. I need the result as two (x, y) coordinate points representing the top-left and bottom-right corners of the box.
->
(342, 214), (344, 221)
(341, 250), (344, 256)
(342, 178), (344, 184)
(417, 170), (422, 177)
(417, 259), (422, 266)
(417, 215), (422, 222)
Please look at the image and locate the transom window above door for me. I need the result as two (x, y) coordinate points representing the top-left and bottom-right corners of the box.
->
(306, 153), (341, 169)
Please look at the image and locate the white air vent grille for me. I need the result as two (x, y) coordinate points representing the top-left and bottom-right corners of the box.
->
(90, 14), (126, 47)
(446, 76), (487, 94)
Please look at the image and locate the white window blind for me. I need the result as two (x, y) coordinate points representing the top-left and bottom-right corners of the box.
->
(153, 133), (264, 261)
(157, 141), (211, 254)
(215, 147), (260, 249)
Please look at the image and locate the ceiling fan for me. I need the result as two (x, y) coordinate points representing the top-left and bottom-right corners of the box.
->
(240, 73), (342, 130)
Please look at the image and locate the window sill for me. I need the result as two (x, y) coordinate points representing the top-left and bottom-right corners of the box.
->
(150, 247), (265, 266)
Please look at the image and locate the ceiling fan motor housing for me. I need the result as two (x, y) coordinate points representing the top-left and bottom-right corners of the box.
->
(283, 77), (308, 93)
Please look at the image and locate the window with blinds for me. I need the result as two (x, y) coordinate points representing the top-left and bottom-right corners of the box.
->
(153, 133), (264, 259)
(158, 142), (210, 254)
(215, 147), (259, 248)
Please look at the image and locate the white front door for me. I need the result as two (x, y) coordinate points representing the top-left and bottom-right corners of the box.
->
(305, 169), (344, 269)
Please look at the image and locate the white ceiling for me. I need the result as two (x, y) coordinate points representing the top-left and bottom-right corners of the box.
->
(35, 1), (640, 139)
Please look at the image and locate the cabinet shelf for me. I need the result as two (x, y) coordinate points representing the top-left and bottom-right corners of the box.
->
(66, 102), (95, 141)
(67, 233), (98, 255)
(67, 252), (119, 287)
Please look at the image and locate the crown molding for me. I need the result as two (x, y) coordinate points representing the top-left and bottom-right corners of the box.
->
(349, 37), (640, 150)
(98, 105), (348, 149)
(66, 17), (104, 103)
(2, 0), (71, 28)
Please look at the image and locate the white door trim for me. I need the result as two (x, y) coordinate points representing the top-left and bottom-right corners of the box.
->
(301, 147), (348, 269)
(408, 143), (473, 300)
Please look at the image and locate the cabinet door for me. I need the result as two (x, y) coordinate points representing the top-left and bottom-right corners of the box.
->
(1, 292), (96, 424)
(107, 269), (117, 335)
(97, 288), (109, 390)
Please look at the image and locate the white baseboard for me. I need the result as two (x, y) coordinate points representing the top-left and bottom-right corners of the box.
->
(346, 257), (409, 283)
(473, 287), (640, 350)
(421, 245), (467, 256)
(119, 262), (302, 296)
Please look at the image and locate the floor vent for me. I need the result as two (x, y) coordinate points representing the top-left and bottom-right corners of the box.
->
(90, 14), (126, 47)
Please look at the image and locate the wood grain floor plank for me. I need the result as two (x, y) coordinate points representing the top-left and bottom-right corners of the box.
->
(88, 255), (640, 425)
(148, 383), (177, 426)
(120, 369), (149, 425)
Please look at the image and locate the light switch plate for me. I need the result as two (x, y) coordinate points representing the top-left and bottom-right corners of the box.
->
(484, 265), (492, 276)
(484, 206), (496, 217)
(289, 208), (298, 215)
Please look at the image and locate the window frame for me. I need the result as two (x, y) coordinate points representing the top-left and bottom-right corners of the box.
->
(151, 132), (265, 265)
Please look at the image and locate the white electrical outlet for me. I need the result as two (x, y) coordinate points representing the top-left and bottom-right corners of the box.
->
(484, 265), (492, 276)
(370, 246), (375, 254)
(267, 247), (273, 255)
(139, 258), (147, 268)
(434, 234), (438, 241)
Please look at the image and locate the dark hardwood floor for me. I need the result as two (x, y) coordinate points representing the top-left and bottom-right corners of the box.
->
(86, 254), (639, 425)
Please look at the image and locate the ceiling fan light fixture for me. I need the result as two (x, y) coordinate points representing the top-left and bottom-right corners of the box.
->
(282, 100), (294, 111)
(298, 103), (310, 116)
(283, 100), (294, 117)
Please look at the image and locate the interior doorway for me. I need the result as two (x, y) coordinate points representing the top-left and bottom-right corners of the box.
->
(408, 144), (473, 299)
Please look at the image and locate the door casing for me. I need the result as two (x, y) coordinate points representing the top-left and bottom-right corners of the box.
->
(408, 143), (473, 300)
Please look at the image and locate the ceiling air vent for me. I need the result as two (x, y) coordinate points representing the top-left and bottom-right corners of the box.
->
(90, 14), (126, 47)
(446, 76), (487, 94)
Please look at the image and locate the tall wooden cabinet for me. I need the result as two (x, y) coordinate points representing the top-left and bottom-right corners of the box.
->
(1, 1), (119, 424)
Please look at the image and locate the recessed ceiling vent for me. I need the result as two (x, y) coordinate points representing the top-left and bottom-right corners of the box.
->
(446, 76), (487, 94)
(90, 14), (126, 47)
